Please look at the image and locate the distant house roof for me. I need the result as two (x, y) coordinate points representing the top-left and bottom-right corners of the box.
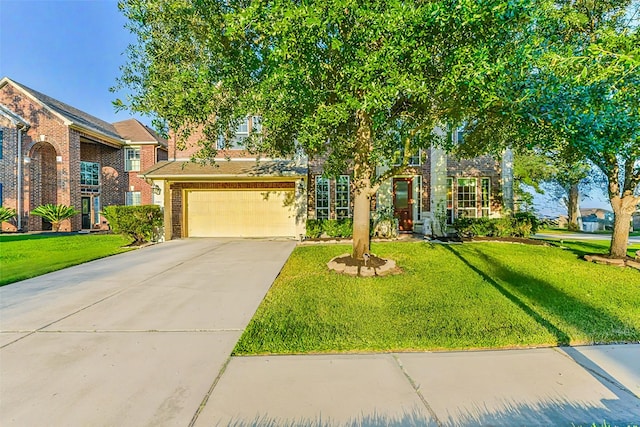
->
(580, 208), (612, 219)
(142, 160), (307, 179)
(0, 77), (124, 144)
(112, 118), (168, 148)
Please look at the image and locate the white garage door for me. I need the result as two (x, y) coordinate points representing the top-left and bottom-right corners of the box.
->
(186, 189), (297, 237)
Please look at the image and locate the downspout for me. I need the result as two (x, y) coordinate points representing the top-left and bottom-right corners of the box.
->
(16, 125), (24, 231)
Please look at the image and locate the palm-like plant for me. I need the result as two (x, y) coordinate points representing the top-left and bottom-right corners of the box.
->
(0, 207), (17, 230)
(30, 204), (79, 232)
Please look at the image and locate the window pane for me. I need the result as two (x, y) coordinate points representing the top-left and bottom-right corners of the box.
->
(394, 180), (409, 209)
(236, 118), (249, 135)
(125, 147), (141, 172)
(336, 175), (350, 219)
(80, 162), (100, 186)
(457, 177), (477, 217)
(315, 176), (330, 219)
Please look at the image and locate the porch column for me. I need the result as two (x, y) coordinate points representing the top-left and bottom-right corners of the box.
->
(501, 148), (514, 212)
(430, 145), (447, 236)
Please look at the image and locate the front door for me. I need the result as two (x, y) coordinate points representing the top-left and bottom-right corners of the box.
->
(393, 178), (413, 232)
(81, 197), (91, 229)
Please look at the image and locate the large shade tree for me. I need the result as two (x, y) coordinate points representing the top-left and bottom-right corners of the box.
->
(529, 0), (640, 258)
(460, 0), (639, 258)
(115, 0), (535, 261)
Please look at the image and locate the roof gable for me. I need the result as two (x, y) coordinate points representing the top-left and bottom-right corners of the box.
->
(112, 118), (168, 147)
(0, 77), (123, 143)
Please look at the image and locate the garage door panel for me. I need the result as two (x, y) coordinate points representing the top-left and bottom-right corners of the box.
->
(187, 189), (296, 237)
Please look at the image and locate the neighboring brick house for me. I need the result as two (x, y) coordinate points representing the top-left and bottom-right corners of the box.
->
(144, 116), (513, 240)
(0, 77), (166, 232)
(112, 119), (168, 206)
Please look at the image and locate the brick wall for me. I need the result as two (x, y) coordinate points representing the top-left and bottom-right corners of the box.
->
(446, 154), (503, 215)
(0, 123), (17, 231)
(169, 127), (261, 161)
(0, 82), (129, 231)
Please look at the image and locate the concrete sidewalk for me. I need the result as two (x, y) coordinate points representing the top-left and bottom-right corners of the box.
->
(196, 345), (640, 426)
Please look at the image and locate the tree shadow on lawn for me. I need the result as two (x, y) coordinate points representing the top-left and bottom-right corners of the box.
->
(544, 239), (640, 259)
(443, 245), (639, 346)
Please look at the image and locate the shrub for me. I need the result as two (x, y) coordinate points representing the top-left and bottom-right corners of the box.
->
(305, 218), (354, 238)
(372, 207), (399, 238)
(513, 212), (540, 237)
(30, 204), (79, 232)
(102, 205), (163, 244)
(305, 219), (324, 238)
(452, 216), (476, 237)
(0, 207), (17, 224)
(452, 213), (540, 239)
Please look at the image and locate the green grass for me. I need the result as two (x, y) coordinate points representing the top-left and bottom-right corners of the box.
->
(0, 233), (132, 286)
(234, 241), (640, 355)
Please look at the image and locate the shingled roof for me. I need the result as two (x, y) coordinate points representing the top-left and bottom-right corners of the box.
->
(112, 118), (168, 147)
(0, 77), (123, 142)
(143, 159), (307, 179)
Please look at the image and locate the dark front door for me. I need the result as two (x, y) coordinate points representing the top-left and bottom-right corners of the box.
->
(81, 197), (91, 229)
(393, 178), (413, 232)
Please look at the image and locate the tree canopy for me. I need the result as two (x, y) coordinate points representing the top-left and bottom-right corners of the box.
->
(116, 0), (536, 260)
(458, 0), (640, 257)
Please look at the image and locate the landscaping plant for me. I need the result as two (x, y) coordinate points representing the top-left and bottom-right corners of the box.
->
(30, 204), (79, 232)
(102, 205), (163, 245)
(0, 207), (17, 229)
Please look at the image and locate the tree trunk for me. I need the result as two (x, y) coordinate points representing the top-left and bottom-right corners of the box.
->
(352, 177), (372, 260)
(352, 109), (375, 261)
(567, 184), (580, 231)
(609, 194), (638, 258)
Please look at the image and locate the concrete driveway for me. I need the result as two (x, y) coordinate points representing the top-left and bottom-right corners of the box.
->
(0, 238), (296, 426)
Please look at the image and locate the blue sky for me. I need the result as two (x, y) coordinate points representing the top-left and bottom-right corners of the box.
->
(0, 0), (144, 124)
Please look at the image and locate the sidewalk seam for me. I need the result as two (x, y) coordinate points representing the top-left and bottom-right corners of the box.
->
(392, 354), (443, 427)
(188, 355), (233, 427)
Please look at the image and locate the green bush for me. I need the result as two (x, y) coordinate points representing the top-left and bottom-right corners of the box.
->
(102, 205), (163, 244)
(372, 206), (399, 238)
(305, 218), (354, 238)
(452, 213), (540, 238)
(513, 212), (540, 237)
(305, 219), (324, 238)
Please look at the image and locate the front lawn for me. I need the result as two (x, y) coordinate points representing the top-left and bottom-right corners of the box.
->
(0, 233), (132, 286)
(234, 241), (640, 355)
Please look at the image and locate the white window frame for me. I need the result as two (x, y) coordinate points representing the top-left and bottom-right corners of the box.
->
(124, 147), (141, 172)
(481, 177), (491, 217)
(125, 191), (142, 206)
(335, 175), (350, 219)
(80, 161), (100, 186)
(446, 177), (454, 224)
(457, 178), (478, 218)
(315, 176), (330, 220)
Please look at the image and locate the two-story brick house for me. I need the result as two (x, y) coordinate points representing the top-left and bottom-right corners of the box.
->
(0, 77), (167, 232)
(143, 118), (513, 240)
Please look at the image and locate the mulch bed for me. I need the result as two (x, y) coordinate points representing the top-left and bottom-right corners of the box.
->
(330, 253), (388, 268)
